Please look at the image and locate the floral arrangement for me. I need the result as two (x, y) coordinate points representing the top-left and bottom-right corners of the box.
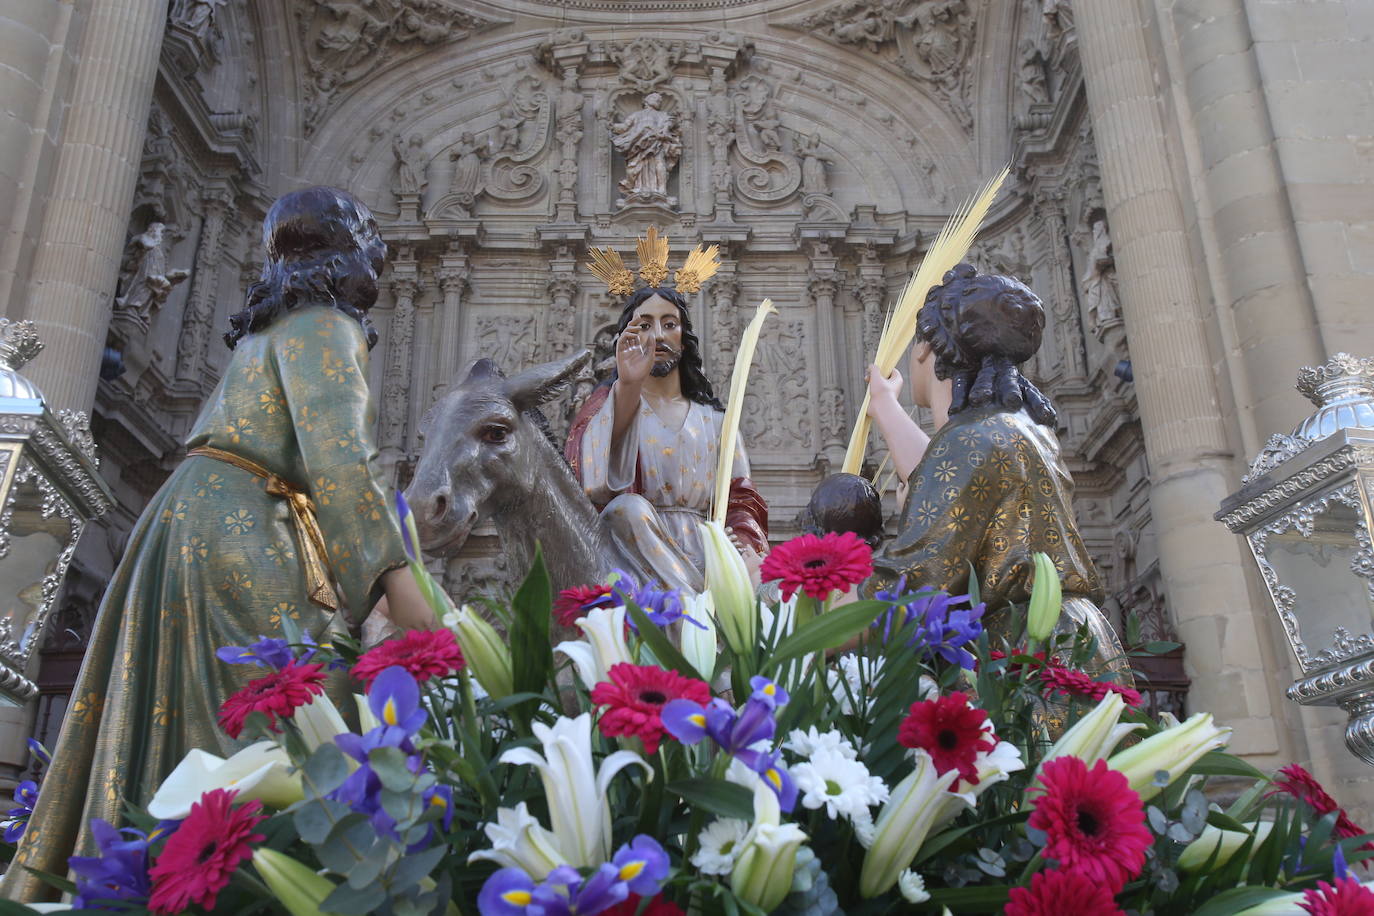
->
(6, 506), (1373, 916)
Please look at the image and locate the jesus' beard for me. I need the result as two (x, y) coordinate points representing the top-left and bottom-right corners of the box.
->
(650, 348), (680, 378)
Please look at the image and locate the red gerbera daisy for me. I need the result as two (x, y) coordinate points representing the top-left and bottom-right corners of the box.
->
(1038, 667), (1144, 708)
(591, 663), (711, 754)
(1301, 876), (1374, 915)
(553, 583), (616, 627)
(217, 659), (327, 739)
(1004, 869), (1126, 916)
(1271, 764), (1374, 852)
(352, 628), (465, 689)
(760, 531), (874, 600)
(896, 691), (995, 784)
(147, 789), (267, 914)
(600, 895), (687, 916)
(1028, 756), (1152, 892)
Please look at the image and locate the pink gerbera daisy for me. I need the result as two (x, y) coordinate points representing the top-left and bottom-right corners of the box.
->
(896, 691), (995, 785)
(591, 663), (711, 753)
(1027, 756), (1152, 892)
(759, 531), (874, 600)
(1272, 764), (1374, 852)
(147, 789), (266, 913)
(553, 583), (616, 627)
(1004, 869), (1126, 916)
(1301, 876), (1374, 915)
(351, 628), (465, 688)
(217, 659), (327, 739)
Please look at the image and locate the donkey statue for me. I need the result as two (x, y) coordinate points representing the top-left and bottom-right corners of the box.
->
(404, 350), (621, 594)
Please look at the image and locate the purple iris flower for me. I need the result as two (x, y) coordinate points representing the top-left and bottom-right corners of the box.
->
(1334, 842), (1349, 880)
(26, 738), (50, 768)
(873, 576), (986, 669)
(662, 696), (776, 756)
(479, 868), (543, 915)
(744, 748), (799, 813)
(611, 570), (704, 633)
(611, 835), (671, 897)
(749, 675), (790, 709)
(2, 780), (37, 842)
(396, 490), (418, 561)
(68, 819), (151, 909)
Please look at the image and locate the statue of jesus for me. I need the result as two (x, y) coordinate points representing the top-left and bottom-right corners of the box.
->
(611, 92), (681, 203)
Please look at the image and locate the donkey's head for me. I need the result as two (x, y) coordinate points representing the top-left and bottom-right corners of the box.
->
(404, 349), (592, 557)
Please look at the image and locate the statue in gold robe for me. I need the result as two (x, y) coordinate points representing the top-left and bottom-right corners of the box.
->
(4, 187), (436, 900)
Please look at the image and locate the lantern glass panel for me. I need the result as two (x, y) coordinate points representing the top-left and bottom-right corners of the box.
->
(0, 469), (77, 659)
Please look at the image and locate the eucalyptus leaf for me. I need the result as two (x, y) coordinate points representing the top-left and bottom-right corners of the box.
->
(1147, 805), (1169, 834)
(293, 797), (352, 844)
(1168, 822), (1196, 844)
(303, 743), (352, 797)
(389, 845), (447, 891)
(321, 881), (388, 915)
(345, 851), (386, 889)
(370, 746), (418, 792)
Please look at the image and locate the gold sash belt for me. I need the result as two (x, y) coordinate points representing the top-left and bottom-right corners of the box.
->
(188, 445), (340, 611)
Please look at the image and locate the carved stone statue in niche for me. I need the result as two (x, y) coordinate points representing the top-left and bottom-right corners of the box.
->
(705, 68), (736, 195)
(752, 98), (783, 153)
(392, 133), (428, 196)
(449, 132), (485, 197)
(798, 133), (832, 195)
(1018, 37), (1049, 107)
(1080, 218), (1121, 333)
(169, 0), (227, 38)
(495, 105), (524, 153)
(113, 222), (189, 322)
(899, 0), (966, 74)
(1043, 0), (1076, 48)
(611, 92), (682, 204)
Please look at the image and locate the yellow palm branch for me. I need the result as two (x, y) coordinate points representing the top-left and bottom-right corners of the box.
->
(713, 298), (778, 525)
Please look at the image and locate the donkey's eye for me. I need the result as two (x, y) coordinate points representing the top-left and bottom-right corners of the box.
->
(480, 425), (509, 445)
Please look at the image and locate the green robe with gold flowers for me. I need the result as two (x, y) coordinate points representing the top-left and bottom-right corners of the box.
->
(4, 304), (409, 900)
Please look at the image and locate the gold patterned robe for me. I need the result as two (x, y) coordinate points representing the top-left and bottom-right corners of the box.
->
(868, 406), (1126, 674)
(4, 305), (408, 900)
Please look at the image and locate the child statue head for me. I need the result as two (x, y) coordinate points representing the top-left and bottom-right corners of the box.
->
(801, 472), (885, 548)
(225, 186), (387, 350)
(916, 262), (1057, 427)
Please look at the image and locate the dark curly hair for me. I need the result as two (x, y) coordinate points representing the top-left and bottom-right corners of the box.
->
(608, 286), (724, 411)
(801, 472), (885, 548)
(224, 186), (384, 350)
(915, 262), (1057, 427)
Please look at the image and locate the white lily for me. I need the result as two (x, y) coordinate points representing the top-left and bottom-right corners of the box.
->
(1026, 693), (1143, 800)
(444, 604), (515, 699)
(148, 741), (301, 820)
(467, 802), (569, 880)
(860, 750), (967, 898)
(354, 693), (379, 732)
(1108, 711), (1232, 801)
(1177, 821), (1274, 873)
(680, 591), (719, 681)
(731, 777), (808, 913)
(700, 520), (756, 655)
(293, 692), (351, 752)
(956, 738), (1025, 800)
(555, 605), (634, 691)
(498, 713), (650, 867)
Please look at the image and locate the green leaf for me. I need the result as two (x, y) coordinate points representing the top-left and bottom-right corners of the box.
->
(667, 778), (754, 820)
(1143, 640), (1182, 653)
(370, 745), (418, 792)
(303, 743), (352, 797)
(1205, 810), (1252, 833)
(293, 796), (353, 843)
(624, 599), (703, 681)
(510, 545), (555, 699)
(389, 845), (447, 892)
(322, 880), (388, 915)
(764, 599), (889, 669)
(1188, 886), (1291, 916)
(925, 884), (1012, 911)
(316, 813), (380, 873)
(1190, 751), (1267, 781)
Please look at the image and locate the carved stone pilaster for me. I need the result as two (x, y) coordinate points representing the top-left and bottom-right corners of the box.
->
(431, 259), (470, 401)
(174, 187), (233, 385)
(1034, 191), (1089, 381)
(380, 271), (420, 454)
(547, 273), (579, 357)
(708, 260), (741, 388)
(808, 253), (846, 466)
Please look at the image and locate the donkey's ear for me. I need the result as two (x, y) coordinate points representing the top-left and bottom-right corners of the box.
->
(459, 357), (504, 386)
(506, 348), (593, 411)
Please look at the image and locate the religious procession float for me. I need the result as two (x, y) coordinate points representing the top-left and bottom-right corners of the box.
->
(0, 176), (1370, 916)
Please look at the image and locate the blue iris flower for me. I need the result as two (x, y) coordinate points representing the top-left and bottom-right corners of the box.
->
(2, 780), (37, 843)
(478, 836), (670, 915)
(215, 635), (298, 671)
(610, 570), (704, 633)
(68, 819), (152, 909)
(873, 576), (986, 669)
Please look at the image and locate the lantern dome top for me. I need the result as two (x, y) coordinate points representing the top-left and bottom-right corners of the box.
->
(0, 319), (44, 403)
(1294, 352), (1374, 442)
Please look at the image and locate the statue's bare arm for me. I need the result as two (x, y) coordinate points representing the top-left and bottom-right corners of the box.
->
(610, 324), (654, 449)
(866, 364), (930, 484)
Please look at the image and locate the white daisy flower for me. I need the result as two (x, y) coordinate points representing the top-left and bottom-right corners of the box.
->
(827, 654), (884, 714)
(852, 809), (877, 848)
(691, 818), (750, 876)
(793, 747), (889, 821)
(899, 869), (931, 904)
(784, 726), (858, 760)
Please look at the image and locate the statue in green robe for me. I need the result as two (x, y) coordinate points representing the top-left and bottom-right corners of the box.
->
(4, 187), (433, 900)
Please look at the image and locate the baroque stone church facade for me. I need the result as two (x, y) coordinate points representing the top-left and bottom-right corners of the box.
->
(1, 0), (1371, 817)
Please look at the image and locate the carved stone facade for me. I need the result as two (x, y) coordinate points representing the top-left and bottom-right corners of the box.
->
(3, 0), (1373, 817)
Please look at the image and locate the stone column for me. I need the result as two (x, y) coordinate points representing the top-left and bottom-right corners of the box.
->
(431, 255), (470, 402)
(709, 257), (741, 392)
(854, 262), (888, 466)
(379, 269), (420, 465)
(175, 187), (233, 384)
(1075, 0), (1295, 762)
(808, 246), (846, 469)
(20, 0), (170, 412)
(546, 248), (578, 357)
(1034, 191), (1089, 381)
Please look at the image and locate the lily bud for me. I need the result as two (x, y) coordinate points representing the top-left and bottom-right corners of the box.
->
(680, 591), (720, 682)
(731, 780), (808, 913)
(1030, 693), (1143, 798)
(444, 604), (514, 699)
(1026, 552), (1062, 643)
(860, 751), (967, 898)
(1107, 712), (1232, 801)
(252, 847), (340, 916)
(555, 605), (634, 691)
(1177, 821), (1274, 873)
(294, 693), (351, 752)
(700, 520), (757, 655)
(149, 742), (302, 820)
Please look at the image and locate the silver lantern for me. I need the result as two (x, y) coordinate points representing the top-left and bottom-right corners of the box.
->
(0, 319), (112, 706)
(1217, 352), (1374, 765)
